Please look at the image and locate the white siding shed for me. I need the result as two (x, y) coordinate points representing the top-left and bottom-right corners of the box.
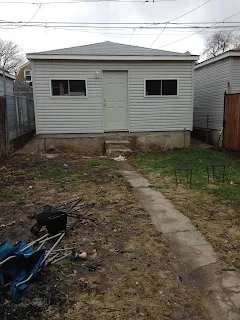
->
(194, 51), (240, 133)
(28, 41), (198, 136)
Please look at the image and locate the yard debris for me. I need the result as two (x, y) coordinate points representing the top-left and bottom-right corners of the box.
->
(45, 154), (58, 159)
(0, 198), (95, 302)
(0, 221), (16, 229)
(71, 250), (88, 260)
(113, 155), (126, 161)
(29, 198), (94, 236)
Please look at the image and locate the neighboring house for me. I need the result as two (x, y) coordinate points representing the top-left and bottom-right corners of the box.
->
(27, 41), (198, 154)
(0, 70), (16, 140)
(0, 69), (15, 96)
(18, 61), (32, 86)
(194, 50), (240, 145)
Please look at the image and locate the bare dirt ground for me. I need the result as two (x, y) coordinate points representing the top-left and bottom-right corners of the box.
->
(0, 154), (209, 320)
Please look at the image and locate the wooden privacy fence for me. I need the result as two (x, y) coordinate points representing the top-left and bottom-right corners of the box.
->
(223, 93), (240, 151)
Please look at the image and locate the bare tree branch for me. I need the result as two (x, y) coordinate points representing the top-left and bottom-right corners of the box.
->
(202, 31), (234, 58)
(0, 38), (25, 73)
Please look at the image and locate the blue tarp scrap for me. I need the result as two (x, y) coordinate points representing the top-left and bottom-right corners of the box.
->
(0, 241), (45, 302)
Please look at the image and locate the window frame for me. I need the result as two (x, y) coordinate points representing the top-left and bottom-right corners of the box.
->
(24, 69), (32, 82)
(144, 78), (179, 97)
(49, 78), (88, 98)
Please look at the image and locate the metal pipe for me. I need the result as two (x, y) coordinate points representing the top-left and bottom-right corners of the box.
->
(38, 232), (62, 244)
(16, 273), (33, 287)
(50, 253), (72, 264)
(41, 232), (65, 265)
(0, 255), (16, 266)
(48, 247), (75, 253)
(21, 233), (49, 253)
(45, 253), (59, 265)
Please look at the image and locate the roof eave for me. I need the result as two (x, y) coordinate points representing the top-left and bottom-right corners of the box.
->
(195, 51), (240, 69)
(0, 70), (15, 80)
(27, 54), (199, 61)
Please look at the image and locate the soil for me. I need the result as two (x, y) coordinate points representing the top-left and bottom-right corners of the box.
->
(0, 154), (209, 320)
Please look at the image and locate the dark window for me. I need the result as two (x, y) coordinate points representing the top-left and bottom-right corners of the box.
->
(52, 80), (69, 96)
(162, 80), (178, 95)
(146, 80), (161, 96)
(24, 70), (32, 82)
(69, 80), (86, 96)
(145, 79), (178, 96)
(51, 80), (87, 96)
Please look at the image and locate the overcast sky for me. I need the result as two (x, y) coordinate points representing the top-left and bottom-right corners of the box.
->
(0, 0), (240, 57)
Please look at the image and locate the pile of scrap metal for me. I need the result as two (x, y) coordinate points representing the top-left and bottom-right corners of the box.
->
(0, 198), (95, 302)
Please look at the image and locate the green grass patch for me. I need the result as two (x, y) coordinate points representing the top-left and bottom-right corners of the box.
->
(132, 149), (240, 207)
(49, 167), (66, 179)
(87, 159), (116, 169)
(0, 188), (10, 201)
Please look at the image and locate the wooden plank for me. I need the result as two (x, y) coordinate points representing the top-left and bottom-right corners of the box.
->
(224, 94), (240, 151)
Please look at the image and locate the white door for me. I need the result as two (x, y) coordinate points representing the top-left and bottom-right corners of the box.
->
(103, 71), (128, 131)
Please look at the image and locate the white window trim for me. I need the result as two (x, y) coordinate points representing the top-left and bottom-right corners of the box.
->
(144, 78), (179, 97)
(24, 69), (32, 78)
(49, 78), (88, 98)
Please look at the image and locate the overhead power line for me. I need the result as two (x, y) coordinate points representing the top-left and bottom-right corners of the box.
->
(1, 21), (240, 26)
(0, 0), (176, 3)
(150, 22), (168, 47)
(1, 24), (240, 30)
(5, 0), (45, 29)
(157, 10), (240, 49)
(150, 0), (211, 47)
(169, 0), (212, 22)
(128, 28), (135, 44)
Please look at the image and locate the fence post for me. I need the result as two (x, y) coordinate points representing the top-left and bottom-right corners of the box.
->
(206, 114), (209, 144)
(2, 69), (10, 155)
(16, 79), (23, 137)
(0, 97), (6, 157)
(184, 127), (186, 148)
(25, 80), (31, 133)
(14, 72), (20, 138)
(222, 91), (227, 149)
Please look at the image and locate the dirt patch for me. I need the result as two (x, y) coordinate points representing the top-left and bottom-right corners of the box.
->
(0, 154), (208, 319)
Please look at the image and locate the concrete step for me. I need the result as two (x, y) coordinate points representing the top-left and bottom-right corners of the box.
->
(105, 140), (130, 150)
(106, 148), (132, 157)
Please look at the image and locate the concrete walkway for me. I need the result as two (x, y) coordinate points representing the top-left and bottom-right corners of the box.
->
(120, 163), (240, 320)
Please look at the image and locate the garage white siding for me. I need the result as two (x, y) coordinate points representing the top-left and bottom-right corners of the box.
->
(32, 60), (194, 134)
(194, 58), (231, 130)
(231, 57), (240, 93)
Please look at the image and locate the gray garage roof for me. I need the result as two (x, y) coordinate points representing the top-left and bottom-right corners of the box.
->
(32, 40), (196, 56)
(27, 41), (199, 61)
(31, 41), (189, 56)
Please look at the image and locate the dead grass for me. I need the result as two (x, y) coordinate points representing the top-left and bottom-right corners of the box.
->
(0, 154), (208, 320)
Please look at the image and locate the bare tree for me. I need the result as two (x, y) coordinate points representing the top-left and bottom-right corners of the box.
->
(231, 33), (240, 51)
(0, 39), (25, 73)
(203, 31), (233, 58)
